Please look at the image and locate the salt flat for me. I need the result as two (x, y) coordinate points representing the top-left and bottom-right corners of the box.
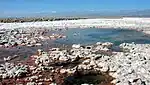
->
(1, 18), (150, 85)
(0, 18), (150, 29)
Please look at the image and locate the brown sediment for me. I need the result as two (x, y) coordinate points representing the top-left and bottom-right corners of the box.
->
(0, 39), (70, 64)
(63, 69), (115, 85)
(0, 33), (116, 85)
(0, 28), (67, 63)
(0, 54), (115, 85)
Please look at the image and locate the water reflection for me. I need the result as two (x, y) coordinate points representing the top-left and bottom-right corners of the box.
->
(55, 28), (150, 45)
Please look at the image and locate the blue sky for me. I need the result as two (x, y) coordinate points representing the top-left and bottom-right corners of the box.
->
(0, 0), (150, 17)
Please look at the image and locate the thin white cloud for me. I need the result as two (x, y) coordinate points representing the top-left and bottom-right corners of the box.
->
(89, 10), (95, 12)
(51, 11), (56, 13)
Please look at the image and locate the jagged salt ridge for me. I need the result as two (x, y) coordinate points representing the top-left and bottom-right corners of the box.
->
(109, 43), (150, 85)
(1, 42), (150, 85)
(35, 42), (150, 85)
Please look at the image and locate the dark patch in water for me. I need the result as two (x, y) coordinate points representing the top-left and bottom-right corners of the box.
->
(64, 72), (114, 85)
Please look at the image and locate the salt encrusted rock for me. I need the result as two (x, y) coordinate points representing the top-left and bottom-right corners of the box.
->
(32, 67), (44, 74)
(81, 84), (93, 85)
(3, 55), (19, 61)
(7, 42), (149, 85)
(26, 82), (36, 85)
(34, 42), (114, 76)
(72, 44), (81, 49)
(28, 76), (39, 81)
(35, 52), (52, 66)
(58, 55), (70, 62)
(59, 67), (76, 74)
(0, 28), (64, 48)
(49, 83), (57, 85)
(38, 82), (43, 85)
(108, 43), (150, 85)
(16, 84), (24, 85)
(96, 42), (102, 45)
(60, 69), (67, 74)
(35, 43), (42, 46)
(0, 63), (29, 79)
(102, 42), (113, 48)
(39, 54), (50, 66)
(82, 59), (91, 65)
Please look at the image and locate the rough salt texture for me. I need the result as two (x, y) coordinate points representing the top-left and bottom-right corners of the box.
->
(1, 18), (150, 34)
(113, 43), (150, 85)
(31, 42), (150, 85)
(0, 28), (65, 48)
(1, 42), (150, 85)
(0, 63), (29, 79)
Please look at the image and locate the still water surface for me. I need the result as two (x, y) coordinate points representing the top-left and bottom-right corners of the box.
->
(55, 28), (150, 45)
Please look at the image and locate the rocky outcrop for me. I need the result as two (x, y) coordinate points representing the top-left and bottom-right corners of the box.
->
(0, 63), (29, 79)
(110, 43), (150, 85)
(1, 42), (150, 85)
(0, 28), (65, 48)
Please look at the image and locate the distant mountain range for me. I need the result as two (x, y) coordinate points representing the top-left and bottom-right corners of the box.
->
(81, 9), (150, 18)
(32, 9), (150, 18)
(1, 9), (150, 18)
(117, 9), (150, 17)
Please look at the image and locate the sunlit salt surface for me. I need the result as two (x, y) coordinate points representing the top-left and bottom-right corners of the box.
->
(55, 28), (150, 45)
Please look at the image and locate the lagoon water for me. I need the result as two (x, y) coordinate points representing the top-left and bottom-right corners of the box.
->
(1, 28), (150, 63)
(55, 28), (150, 45)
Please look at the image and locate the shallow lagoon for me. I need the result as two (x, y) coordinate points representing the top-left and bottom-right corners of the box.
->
(1, 28), (149, 84)
(55, 28), (150, 45)
(1, 28), (150, 63)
